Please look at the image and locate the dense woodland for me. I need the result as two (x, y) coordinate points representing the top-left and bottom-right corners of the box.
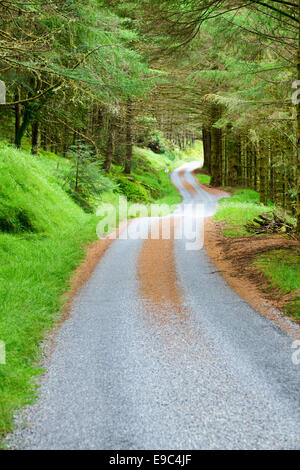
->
(0, 0), (300, 231)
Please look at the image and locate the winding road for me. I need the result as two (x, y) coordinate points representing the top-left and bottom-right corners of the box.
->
(9, 162), (300, 450)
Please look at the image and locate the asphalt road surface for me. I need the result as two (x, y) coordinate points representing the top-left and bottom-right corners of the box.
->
(8, 162), (300, 450)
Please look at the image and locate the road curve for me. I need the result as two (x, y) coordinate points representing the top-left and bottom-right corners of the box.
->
(8, 162), (300, 450)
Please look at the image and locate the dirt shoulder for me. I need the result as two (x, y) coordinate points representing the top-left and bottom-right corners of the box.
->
(195, 178), (300, 340)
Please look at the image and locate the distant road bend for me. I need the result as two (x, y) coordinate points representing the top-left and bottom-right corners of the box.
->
(9, 162), (300, 450)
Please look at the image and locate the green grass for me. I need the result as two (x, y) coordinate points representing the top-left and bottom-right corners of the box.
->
(195, 174), (211, 185)
(132, 141), (203, 207)
(254, 249), (300, 320)
(0, 226), (98, 439)
(0, 143), (87, 235)
(215, 189), (273, 237)
(286, 296), (300, 319)
(108, 144), (201, 209)
(0, 143), (99, 441)
(133, 140), (203, 172)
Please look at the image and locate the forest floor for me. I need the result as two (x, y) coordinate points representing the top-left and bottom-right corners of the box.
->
(194, 172), (300, 328)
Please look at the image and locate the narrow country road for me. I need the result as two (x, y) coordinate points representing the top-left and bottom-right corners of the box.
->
(9, 162), (300, 450)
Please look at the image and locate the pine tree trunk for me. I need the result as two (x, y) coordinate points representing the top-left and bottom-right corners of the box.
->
(124, 99), (133, 175)
(278, 150), (285, 208)
(210, 105), (222, 186)
(254, 145), (258, 192)
(15, 105), (32, 149)
(297, 6), (300, 233)
(241, 135), (246, 186)
(202, 127), (211, 172)
(221, 132), (226, 187)
(14, 90), (21, 147)
(75, 155), (80, 193)
(210, 126), (222, 186)
(249, 143), (255, 190)
(31, 120), (39, 155)
(226, 133), (239, 186)
(259, 140), (268, 205)
(269, 136), (275, 203)
(41, 128), (48, 151)
(283, 150), (287, 210)
(105, 119), (115, 173)
(224, 135), (228, 187)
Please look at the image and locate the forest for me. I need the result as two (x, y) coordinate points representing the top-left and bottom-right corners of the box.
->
(1, 0), (300, 451)
(0, 0), (299, 225)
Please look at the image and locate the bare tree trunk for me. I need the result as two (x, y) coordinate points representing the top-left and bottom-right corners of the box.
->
(105, 118), (115, 173)
(202, 127), (211, 172)
(259, 140), (268, 205)
(31, 120), (39, 155)
(221, 132), (226, 187)
(41, 127), (48, 151)
(14, 90), (21, 146)
(15, 104), (32, 149)
(296, 2), (300, 233)
(226, 133), (239, 186)
(124, 99), (133, 175)
(75, 155), (80, 193)
(210, 105), (222, 187)
(282, 150), (287, 210)
(241, 135), (247, 187)
(210, 126), (222, 186)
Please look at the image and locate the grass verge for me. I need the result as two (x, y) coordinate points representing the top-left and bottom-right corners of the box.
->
(195, 174), (211, 185)
(0, 144), (99, 442)
(215, 189), (273, 237)
(254, 249), (300, 320)
(0, 224), (97, 442)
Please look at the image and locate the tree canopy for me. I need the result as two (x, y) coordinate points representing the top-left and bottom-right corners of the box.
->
(1, 0), (300, 231)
